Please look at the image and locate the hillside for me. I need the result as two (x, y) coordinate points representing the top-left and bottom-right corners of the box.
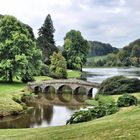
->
(86, 39), (140, 67)
(88, 41), (118, 57)
(117, 38), (140, 66)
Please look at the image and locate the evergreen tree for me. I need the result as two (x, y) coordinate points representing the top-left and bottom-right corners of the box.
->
(37, 14), (57, 64)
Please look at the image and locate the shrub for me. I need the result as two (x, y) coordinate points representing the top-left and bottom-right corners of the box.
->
(66, 109), (92, 124)
(98, 76), (140, 95)
(21, 75), (35, 83)
(66, 99), (119, 125)
(49, 52), (67, 79)
(117, 94), (138, 107)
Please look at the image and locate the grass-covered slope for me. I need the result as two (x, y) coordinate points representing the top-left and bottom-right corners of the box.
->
(0, 82), (26, 116)
(0, 104), (140, 140)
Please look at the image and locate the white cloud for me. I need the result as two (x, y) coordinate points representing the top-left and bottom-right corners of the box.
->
(0, 0), (140, 48)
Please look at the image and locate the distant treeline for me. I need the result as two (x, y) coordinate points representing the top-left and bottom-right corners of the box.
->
(88, 41), (118, 57)
(86, 39), (140, 67)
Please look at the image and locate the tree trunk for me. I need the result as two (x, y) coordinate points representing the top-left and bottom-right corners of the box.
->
(8, 71), (13, 83)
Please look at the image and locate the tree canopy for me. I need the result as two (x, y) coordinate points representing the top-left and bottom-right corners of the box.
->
(37, 14), (58, 64)
(63, 30), (89, 71)
(0, 15), (42, 82)
(49, 52), (67, 79)
(88, 41), (118, 57)
(86, 39), (140, 67)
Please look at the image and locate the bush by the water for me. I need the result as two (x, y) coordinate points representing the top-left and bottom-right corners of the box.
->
(66, 99), (119, 124)
(117, 94), (138, 107)
(98, 76), (140, 95)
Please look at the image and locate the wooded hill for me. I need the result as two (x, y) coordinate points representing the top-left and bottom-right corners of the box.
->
(88, 41), (118, 57)
(86, 39), (140, 67)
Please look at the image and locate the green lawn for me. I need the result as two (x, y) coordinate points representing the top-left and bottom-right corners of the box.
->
(0, 103), (140, 140)
(67, 70), (81, 78)
(0, 82), (26, 95)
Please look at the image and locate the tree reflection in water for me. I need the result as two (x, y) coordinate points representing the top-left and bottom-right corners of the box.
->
(0, 89), (90, 128)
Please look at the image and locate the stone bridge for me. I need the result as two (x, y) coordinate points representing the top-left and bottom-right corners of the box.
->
(28, 79), (99, 97)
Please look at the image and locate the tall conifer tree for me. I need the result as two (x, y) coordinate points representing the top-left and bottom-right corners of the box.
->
(37, 14), (57, 64)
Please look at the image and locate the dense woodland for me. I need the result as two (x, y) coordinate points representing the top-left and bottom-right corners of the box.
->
(88, 41), (118, 57)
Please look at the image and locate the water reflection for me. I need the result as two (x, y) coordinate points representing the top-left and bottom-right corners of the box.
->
(0, 93), (87, 129)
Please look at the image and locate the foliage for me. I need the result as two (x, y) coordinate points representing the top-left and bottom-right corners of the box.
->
(40, 63), (49, 76)
(66, 108), (92, 124)
(63, 30), (89, 71)
(49, 52), (67, 79)
(67, 97), (118, 124)
(98, 76), (140, 95)
(88, 41), (118, 57)
(89, 39), (140, 67)
(0, 15), (42, 82)
(117, 94), (138, 107)
(21, 74), (35, 83)
(37, 14), (58, 64)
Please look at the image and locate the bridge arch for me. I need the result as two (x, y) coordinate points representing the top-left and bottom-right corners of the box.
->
(34, 86), (42, 94)
(43, 86), (55, 94)
(57, 85), (72, 102)
(57, 85), (73, 94)
(73, 86), (87, 102)
(88, 88), (93, 98)
(73, 86), (87, 95)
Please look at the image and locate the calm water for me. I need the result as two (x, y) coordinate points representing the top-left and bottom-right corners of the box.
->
(0, 67), (140, 128)
(83, 67), (140, 83)
(0, 93), (87, 129)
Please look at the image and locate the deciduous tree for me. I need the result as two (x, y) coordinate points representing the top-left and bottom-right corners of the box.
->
(0, 15), (42, 82)
(49, 52), (67, 79)
(63, 30), (89, 71)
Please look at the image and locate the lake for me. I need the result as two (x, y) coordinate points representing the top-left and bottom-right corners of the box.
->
(83, 67), (140, 83)
(0, 67), (140, 128)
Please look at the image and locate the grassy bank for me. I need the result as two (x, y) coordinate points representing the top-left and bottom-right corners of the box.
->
(67, 70), (82, 78)
(0, 82), (27, 116)
(86, 92), (140, 106)
(0, 100), (140, 139)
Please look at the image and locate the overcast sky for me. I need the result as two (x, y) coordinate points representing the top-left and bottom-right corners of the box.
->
(0, 0), (140, 48)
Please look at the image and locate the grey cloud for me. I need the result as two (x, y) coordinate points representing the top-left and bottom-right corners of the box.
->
(0, 0), (140, 48)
